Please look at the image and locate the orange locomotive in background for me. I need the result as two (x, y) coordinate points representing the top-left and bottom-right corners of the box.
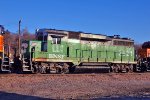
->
(137, 45), (150, 72)
(138, 48), (150, 58)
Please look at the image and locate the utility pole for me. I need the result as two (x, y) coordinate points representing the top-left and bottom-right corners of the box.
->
(18, 20), (21, 57)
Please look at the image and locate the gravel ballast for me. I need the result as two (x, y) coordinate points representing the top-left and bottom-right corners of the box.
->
(0, 73), (150, 99)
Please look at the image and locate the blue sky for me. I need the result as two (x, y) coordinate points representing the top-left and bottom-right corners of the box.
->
(0, 0), (150, 43)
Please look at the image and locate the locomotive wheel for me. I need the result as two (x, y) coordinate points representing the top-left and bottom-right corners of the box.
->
(128, 65), (133, 73)
(41, 66), (46, 74)
(112, 65), (119, 73)
(50, 63), (57, 74)
(33, 64), (39, 73)
(56, 67), (62, 73)
(62, 63), (69, 74)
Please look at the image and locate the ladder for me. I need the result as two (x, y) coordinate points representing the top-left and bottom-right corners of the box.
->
(22, 57), (32, 72)
(1, 56), (10, 72)
(0, 46), (10, 72)
(22, 50), (33, 72)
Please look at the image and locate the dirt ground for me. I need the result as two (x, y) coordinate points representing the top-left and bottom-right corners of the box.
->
(0, 73), (150, 99)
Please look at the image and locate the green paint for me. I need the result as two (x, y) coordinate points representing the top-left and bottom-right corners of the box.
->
(23, 39), (135, 65)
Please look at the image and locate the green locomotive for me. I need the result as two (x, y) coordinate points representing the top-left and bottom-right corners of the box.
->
(21, 29), (136, 73)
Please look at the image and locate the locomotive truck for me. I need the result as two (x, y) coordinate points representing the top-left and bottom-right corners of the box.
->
(20, 29), (137, 73)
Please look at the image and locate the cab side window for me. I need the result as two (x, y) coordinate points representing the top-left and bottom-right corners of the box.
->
(52, 36), (61, 44)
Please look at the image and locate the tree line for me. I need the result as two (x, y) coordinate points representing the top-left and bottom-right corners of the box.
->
(3, 28), (35, 60)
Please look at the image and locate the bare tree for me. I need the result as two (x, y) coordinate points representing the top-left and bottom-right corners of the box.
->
(21, 28), (35, 41)
(134, 43), (142, 51)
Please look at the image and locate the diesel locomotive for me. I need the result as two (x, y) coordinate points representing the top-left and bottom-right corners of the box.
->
(20, 29), (137, 73)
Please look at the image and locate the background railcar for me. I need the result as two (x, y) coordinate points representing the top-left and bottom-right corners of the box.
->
(21, 29), (136, 73)
(136, 48), (150, 72)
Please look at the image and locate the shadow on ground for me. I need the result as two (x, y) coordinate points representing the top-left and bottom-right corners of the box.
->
(93, 96), (150, 100)
(0, 91), (52, 100)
